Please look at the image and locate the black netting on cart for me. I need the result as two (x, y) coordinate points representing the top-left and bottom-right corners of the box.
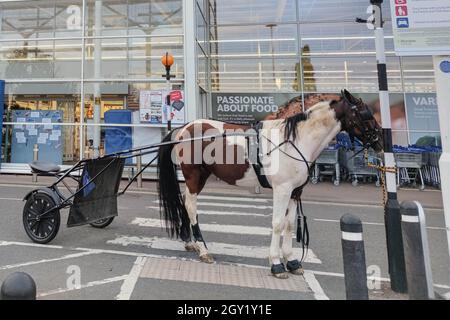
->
(67, 156), (125, 227)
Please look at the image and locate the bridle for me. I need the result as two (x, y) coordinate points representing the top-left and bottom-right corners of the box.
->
(342, 97), (381, 151)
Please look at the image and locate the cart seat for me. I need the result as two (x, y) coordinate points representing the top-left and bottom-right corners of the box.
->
(29, 161), (61, 174)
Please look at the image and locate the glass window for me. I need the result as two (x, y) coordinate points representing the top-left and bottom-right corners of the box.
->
(298, 0), (392, 23)
(300, 22), (394, 56)
(211, 58), (298, 92)
(401, 57), (435, 93)
(0, 0), (84, 40)
(211, 24), (298, 58)
(0, 39), (82, 80)
(213, 0), (297, 25)
(301, 56), (402, 93)
(83, 36), (184, 79)
(3, 81), (82, 165)
(85, 0), (183, 36)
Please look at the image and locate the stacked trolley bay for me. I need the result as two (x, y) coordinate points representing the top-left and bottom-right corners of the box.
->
(394, 145), (442, 191)
(311, 145), (341, 186)
(311, 141), (442, 191)
(310, 142), (381, 188)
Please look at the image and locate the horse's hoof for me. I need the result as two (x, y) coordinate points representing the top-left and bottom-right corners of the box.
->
(199, 254), (214, 264)
(185, 244), (197, 252)
(289, 267), (304, 276)
(271, 263), (288, 279)
(286, 260), (303, 275)
(272, 272), (289, 279)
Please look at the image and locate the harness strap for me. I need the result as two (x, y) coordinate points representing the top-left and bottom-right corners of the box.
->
(295, 198), (309, 263)
(250, 122), (272, 189)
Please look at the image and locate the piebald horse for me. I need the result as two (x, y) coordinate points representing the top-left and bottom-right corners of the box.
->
(157, 90), (383, 278)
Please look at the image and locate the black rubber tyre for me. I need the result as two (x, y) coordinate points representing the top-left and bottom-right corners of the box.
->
(23, 192), (60, 244)
(90, 217), (115, 229)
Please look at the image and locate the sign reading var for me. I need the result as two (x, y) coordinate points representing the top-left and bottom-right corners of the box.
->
(390, 0), (450, 56)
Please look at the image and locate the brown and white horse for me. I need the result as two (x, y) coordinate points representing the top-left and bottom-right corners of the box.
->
(157, 90), (383, 278)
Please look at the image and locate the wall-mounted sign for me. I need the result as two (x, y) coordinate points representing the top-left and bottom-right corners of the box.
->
(405, 93), (441, 146)
(211, 93), (298, 124)
(390, 0), (450, 56)
(139, 90), (185, 125)
(139, 91), (163, 124)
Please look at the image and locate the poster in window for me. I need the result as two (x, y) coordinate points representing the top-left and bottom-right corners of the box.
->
(139, 90), (163, 124)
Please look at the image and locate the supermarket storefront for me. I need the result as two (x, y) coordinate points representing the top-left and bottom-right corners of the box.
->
(0, 0), (440, 172)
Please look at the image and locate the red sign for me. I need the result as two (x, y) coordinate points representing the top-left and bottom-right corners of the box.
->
(395, 6), (408, 16)
(395, 0), (407, 4)
(170, 90), (183, 102)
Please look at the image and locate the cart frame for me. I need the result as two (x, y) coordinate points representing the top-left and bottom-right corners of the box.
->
(22, 132), (256, 244)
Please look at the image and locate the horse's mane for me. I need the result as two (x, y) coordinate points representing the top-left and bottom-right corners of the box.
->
(284, 112), (308, 141)
(283, 101), (332, 141)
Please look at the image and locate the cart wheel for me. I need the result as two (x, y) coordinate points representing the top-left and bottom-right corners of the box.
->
(419, 185), (425, 191)
(311, 177), (318, 185)
(352, 179), (359, 187)
(90, 217), (115, 229)
(23, 192), (60, 244)
(375, 180), (381, 187)
(333, 180), (340, 186)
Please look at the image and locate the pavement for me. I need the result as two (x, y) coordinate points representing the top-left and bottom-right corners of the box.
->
(0, 173), (448, 301)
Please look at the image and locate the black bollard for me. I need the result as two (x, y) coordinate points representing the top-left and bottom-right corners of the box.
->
(340, 213), (368, 300)
(0, 272), (37, 300)
(400, 201), (435, 300)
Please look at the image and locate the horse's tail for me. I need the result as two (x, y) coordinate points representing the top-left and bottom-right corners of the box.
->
(157, 131), (190, 239)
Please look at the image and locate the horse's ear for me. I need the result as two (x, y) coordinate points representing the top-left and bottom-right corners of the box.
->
(343, 89), (358, 105)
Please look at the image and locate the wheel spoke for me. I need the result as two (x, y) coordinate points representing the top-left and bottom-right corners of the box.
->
(39, 209), (56, 219)
(27, 207), (41, 217)
(29, 220), (39, 230)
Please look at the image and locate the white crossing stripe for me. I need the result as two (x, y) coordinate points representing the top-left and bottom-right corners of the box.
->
(0, 251), (100, 270)
(116, 256), (147, 300)
(107, 235), (322, 264)
(198, 194), (271, 203)
(146, 206), (269, 217)
(38, 275), (128, 298)
(151, 200), (272, 210)
(132, 217), (272, 236)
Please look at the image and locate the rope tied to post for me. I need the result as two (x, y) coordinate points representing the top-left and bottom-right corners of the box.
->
(363, 148), (397, 206)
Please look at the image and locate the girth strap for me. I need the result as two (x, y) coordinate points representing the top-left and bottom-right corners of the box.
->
(249, 122), (272, 189)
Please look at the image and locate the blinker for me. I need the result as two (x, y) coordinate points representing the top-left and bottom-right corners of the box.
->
(360, 110), (373, 121)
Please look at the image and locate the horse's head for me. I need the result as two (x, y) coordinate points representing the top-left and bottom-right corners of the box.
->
(332, 89), (383, 152)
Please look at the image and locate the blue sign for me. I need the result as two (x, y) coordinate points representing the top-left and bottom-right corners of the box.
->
(397, 18), (409, 28)
(440, 61), (450, 73)
(0, 80), (4, 163)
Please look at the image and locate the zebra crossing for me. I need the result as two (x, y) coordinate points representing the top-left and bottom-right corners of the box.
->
(107, 193), (322, 266)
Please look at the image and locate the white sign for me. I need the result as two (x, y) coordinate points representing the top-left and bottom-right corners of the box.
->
(139, 90), (163, 124)
(390, 0), (450, 56)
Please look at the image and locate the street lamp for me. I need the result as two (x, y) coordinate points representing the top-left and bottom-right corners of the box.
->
(161, 52), (175, 131)
(266, 24), (277, 88)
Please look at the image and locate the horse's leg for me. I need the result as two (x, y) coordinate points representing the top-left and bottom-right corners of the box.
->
(282, 199), (304, 275)
(184, 190), (214, 263)
(182, 166), (213, 263)
(270, 185), (292, 279)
